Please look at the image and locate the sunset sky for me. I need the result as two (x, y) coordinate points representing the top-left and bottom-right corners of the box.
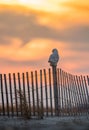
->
(0, 0), (89, 75)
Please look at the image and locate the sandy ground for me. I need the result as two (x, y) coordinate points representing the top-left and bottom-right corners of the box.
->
(0, 116), (89, 130)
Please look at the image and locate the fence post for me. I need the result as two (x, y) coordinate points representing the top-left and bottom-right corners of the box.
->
(48, 48), (59, 116)
(52, 65), (58, 115)
(48, 68), (53, 116)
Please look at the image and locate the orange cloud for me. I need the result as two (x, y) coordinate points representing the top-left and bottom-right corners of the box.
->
(0, 37), (69, 61)
(61, 2), (89, 12)
(0, 37), (22, 59)
(36, 9), (89, 30)
(0, 2), (89, 30)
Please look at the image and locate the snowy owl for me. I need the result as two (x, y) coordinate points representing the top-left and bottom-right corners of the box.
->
(48, 49), (59, 66)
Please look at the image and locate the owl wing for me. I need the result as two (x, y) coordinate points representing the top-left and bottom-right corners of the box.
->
(48, 54), (54, 62)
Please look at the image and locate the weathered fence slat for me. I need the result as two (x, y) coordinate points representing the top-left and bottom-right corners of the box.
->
(22, 73), (26, 100)
(77, 76), (84, 115)
(64, 72), (69, 116)
(74, 76), (81, 115)
(71, 75), (77, 115)
(87, 76), (89, 86)
(70, 74), (76, 115)
(48, 68), (53, 116)
(13, 73), (18, 116)
(40, 70), (44, 117)
(17, 73), (23, 116)
(4, 74), (9, 116)
(57, 68), (60, 116)
(44, 69), (48, 116)
(66, 72), (70, 116)
(64, 72), (70, 116)
(65, 73), (71, 115)
(68, 74), (72, 115)
(71, 75), (78, 115)
(0, 74), (5, 116)
(79, 76), (86, 113)
(22, 73), (26, 97)
(69, 74), (73, 115)
(71, 74), (76, 116)
(26, 72), (31, 116)
(73, 76), (81, 115)
(31, 71), (35, 116)
(83, 76), (89, 104)
(62, 71), (67, 116)
(60, 69), (64, 116)
(83, 76), (89, 114)
(9, 73), (14, 116)
(35, 71), (39, 116)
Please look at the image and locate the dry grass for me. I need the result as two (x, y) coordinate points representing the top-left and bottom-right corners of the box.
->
(16, 89), (31, 119)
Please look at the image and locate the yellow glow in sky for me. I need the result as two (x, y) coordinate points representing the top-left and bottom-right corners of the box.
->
(0, 0), (69, 12)
(19, 0), (43, 5)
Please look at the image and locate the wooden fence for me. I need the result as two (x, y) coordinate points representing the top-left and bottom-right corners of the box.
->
(0, 68), (89, 118)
